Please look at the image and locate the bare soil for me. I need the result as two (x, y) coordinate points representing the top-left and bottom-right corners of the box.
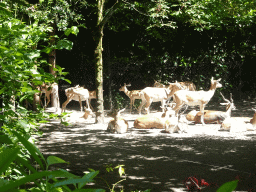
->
(36, 100), (256, 192)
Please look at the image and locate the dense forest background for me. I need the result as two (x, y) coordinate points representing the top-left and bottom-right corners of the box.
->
(1, 0), (256, 191)
(52, 0), (256, 103)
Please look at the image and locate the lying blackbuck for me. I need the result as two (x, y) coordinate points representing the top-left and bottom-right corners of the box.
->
(81, 107), (94, 119)
(250, 108), (256, 128)
(134, 105), (176, 129)
(107, 108), (129, 134)
(62, 85), (90, 112)
(186, 110), (198, 121)
(138, 82), (183, 114)
(194, 92), (235, 124)
(172, 77), (222, 125)
(119, 84), (143, 113)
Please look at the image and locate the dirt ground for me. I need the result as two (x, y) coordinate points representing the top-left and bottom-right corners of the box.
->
(36, 100), (256, 192)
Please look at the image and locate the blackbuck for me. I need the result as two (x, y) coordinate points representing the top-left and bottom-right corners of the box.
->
(137, 82), (184, 115)
(172, 77), (222, 125)
(40, 82), (59, 112)
(88, 90), (96, 109)
(176, 81), (196, 91)
(82, 107), (94, 119)
(62, 85), (90, 112)
(154, 80), (196, 91)
(134, 105), (176, 129)
(153, 80), (167, 88)
(250, 108), (256, 128)
(186, 110), (198, 121)
(40, 83), (52, 108)
(119, 84), (143, 113)
(107, 108), (129, 134)
(194, 92), (235, 124)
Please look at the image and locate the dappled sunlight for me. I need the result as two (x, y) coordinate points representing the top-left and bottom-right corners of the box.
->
(36, 101), (256, 191)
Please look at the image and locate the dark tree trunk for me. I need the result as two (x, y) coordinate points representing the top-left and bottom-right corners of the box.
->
(95, 0), (105, 123)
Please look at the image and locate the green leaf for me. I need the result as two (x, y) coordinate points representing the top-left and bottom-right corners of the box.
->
(0, 147), (20, 174)
(18, 120), (30, 132)
(56, 39), (73, 50)
(48, 169), (79, 180)
(47, 156), (68, 167)
(51, 172), (99, 189)
(64, 79), (71, 84)
(12, 131), (45, 170)
(72, 189), (105, 192)
(78, 171), (99, 189)
(0, 170), (64, 192)
(15, 156), (37, 174)
(41, 47), (53, 54)
(217, 180), (238, 192)
(0, 135), (13, 144)
(64, 26), (79, 36)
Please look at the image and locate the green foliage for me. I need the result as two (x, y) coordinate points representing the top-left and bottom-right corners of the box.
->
(111, 92), (127, 110)
(0, 131), (103, 192)
(217, 180), (238, 192)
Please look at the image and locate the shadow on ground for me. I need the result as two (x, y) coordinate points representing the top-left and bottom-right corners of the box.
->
(36, 100), (256, 192)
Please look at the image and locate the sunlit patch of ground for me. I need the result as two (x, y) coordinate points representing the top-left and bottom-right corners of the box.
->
(39, 103), (256, 192)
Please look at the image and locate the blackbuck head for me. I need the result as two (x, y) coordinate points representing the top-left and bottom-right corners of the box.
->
(220, 92), (236, 111)
(119, 83), (131, 91)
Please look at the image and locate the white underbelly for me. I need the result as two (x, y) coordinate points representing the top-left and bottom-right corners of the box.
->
(187, 101), (202, 106)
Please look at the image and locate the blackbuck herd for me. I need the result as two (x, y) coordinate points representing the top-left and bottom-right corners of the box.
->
(41, 77), (256, 134)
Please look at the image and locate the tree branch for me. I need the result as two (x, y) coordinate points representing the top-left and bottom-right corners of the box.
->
(98, 0), (122, 28)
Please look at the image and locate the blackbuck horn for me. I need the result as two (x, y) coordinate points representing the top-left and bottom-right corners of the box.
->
(220, 92), (230, 103)
(230, 93), (233, 103)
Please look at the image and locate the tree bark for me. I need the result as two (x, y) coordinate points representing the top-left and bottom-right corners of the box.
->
(94, 0), (122, 123)
(95, 0), (105, 123)
(49, 23), (60, 110)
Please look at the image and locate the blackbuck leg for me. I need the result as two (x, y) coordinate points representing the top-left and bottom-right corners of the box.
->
(200, 103), (206, 125)
(138, 99), (146, 115)
(62, 94), (75, 112)
(130, 99), (134, 114)
(78, 96), (83, 112)
(45, 92), (51, 108)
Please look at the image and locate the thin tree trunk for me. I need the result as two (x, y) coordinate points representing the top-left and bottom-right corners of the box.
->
(94, 0), (122, 123)
(106, 35), (113, 110)
(95, 0), (105, 123)
(49, 23), (60, 110)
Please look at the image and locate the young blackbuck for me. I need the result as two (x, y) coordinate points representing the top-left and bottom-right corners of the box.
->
(172, 77), (222, 125)
(107, 108), (129, 134)
(119, 84), (143, 113)
(195, 92), (235, 124)
(40, 82), (59, 112)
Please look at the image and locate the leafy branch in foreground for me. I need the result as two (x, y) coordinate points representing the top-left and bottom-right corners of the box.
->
(0, 130), (103, 192)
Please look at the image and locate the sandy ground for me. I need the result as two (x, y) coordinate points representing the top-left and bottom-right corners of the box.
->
(36, 103), (256, 192)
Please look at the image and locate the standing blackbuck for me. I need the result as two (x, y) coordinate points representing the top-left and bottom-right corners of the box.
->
(138, 82), (183, 114)
(154, 80), (196, 91)
(62, 85), (90, 112)
(40, 82), (59, 112)
(119, 84), (143, 113)
(88, 90), (96, 109)
(172, 77), (222, 125)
